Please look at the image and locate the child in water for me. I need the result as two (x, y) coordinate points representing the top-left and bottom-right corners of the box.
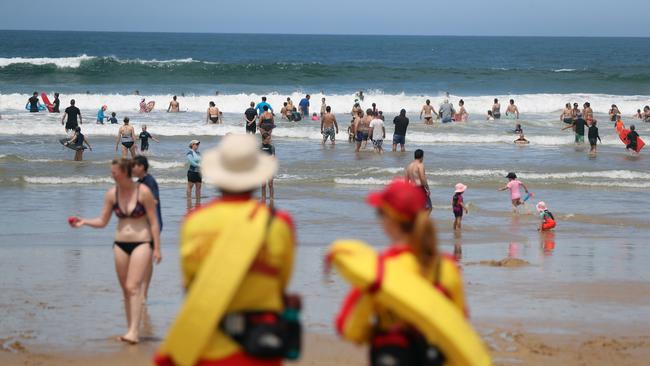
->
(109, 112), (118, 124)
(498, 172), (529, 213)
(537, 201), (556, 231)
(513, 124), (529, 144)
(588, 120), (601, 155)
(487, 110), (494, 121)
(626, 124), (641, 153)
(311, 113), (319, 121)
(139, 125), (160, 153)
(452, 183), (468, 231)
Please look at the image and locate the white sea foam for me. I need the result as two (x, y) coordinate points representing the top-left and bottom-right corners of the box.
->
(361, 168), (650, 181)
(2, 91), (649, 115)
(334, 178), (391, 186)
(148, 160), (185, 170)
(22, 176), (186, 185)
(23, 176), (114, 184)
(0, 55), (95, 68)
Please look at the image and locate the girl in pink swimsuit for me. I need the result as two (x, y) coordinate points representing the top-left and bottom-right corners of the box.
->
(498, 172), (529, 212)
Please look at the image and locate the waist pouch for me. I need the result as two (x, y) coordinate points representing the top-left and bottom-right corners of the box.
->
(220, 311), (302, 360)
(370, 330), (445, 366)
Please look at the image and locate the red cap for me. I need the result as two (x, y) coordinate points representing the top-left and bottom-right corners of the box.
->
(367, 178), (426, 221)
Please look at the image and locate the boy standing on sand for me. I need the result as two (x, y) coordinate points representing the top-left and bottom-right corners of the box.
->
(498, 172), (529, 213)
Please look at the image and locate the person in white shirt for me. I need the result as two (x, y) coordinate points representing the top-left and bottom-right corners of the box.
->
(369, 114), (386, 154)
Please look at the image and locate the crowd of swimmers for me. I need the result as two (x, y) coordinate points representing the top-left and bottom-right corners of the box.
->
(18, 91), (645, 167)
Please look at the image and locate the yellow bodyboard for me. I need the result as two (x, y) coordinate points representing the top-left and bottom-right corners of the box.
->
(328, 240), (491, 366)
(157, 206), (270, 366)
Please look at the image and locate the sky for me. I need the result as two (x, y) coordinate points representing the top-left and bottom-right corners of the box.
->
(1, 0), (649, 37)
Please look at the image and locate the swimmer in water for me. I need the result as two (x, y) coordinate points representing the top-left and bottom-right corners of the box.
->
(206, 101), (222, 124)
(96, 105), (108, 124)
(505, 99), (519, 120)
(139, 125), (159, 154)
(167, 95), (180, 113)
(420, 99), (438, 125)
(61, 126), (92, 161)
(116, 117), (137, 158)
(588, 120), (601, 155)
(405, 149), (432, 214)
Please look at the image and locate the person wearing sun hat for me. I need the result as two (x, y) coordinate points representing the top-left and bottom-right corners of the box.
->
(335, 178), (468, 364)
(155, 134), (300, 366)
(186, 140), (202, 204)
(452, 183), (468, 231)
(536, 201), (556, 231)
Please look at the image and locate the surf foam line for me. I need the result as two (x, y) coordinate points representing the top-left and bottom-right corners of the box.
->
(2, 91), (649, 114)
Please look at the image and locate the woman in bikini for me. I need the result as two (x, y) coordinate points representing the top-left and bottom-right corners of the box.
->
(69, 159), (161, 344)
(116, 117), (137, 158)
(206, 101), (222, 124)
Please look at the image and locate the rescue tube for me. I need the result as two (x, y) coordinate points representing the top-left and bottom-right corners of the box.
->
(327, 240), (491, 366)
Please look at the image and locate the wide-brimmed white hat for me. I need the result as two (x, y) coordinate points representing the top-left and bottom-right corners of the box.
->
(201, 134), (277, 192)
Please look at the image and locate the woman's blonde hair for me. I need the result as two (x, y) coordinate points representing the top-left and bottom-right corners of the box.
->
(112, 158), (134, 178)
(402, 212), (438, 274)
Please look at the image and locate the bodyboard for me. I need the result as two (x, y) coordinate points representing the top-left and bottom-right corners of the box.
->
(41, 92), (54, 112)
(619, 129), (645, 153)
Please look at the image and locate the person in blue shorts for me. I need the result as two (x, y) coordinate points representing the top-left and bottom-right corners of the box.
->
(392, 109), (409, 152)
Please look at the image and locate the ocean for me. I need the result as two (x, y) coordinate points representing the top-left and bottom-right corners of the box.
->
(1, 31), (650, 360)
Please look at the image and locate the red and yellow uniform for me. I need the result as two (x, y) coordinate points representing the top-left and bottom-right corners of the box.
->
(155, 195), (295, 366)
(336, 245), (466, 344)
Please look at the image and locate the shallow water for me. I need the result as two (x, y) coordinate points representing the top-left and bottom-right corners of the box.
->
(1, 109), (649, 350)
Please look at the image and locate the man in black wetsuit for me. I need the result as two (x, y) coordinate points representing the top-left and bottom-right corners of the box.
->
(27, 92), (40, 112)
(52, 93), (60, 113)
(61, 99), (82, 132)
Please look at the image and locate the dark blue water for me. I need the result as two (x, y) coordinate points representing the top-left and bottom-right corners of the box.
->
(1, 30), (650, 95)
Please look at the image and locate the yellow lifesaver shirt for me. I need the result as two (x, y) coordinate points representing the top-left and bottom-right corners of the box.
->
(336, 245), (466, 343)
(179, 195), (295, 360)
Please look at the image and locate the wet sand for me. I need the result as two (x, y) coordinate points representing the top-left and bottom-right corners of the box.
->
(2, 241), (650, 365)
(3, 326), (650, 366)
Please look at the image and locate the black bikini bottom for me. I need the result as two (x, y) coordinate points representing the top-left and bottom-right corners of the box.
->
(114, 241), (153, 255)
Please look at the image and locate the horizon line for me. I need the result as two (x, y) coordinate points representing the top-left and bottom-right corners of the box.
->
(1, 28), (649, 39)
